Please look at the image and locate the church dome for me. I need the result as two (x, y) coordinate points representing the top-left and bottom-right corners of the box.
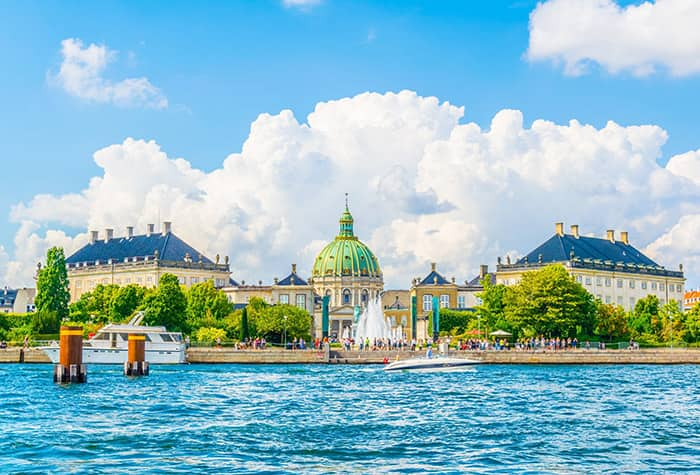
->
(312, 202), (382, 279)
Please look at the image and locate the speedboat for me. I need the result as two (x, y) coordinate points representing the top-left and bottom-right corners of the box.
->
(40, 313), (186, 364)
(384, 355), (481, 372)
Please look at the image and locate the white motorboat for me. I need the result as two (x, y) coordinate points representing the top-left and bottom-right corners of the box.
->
(384, 355), (481, 372)
(40, 314), (186, 364)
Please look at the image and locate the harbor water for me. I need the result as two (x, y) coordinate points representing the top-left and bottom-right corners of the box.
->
(1, 364), (699, 473)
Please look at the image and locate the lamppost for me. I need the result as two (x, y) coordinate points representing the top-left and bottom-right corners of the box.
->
(283, 315), (288, 350)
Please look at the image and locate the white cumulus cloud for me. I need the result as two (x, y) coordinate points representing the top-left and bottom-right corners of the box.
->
(3, 90), (700, 289)
(50, 38), (168, 108)
(527, 0), (700, 76)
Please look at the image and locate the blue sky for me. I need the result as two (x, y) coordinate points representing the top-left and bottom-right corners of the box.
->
(1, 0), (700, 288)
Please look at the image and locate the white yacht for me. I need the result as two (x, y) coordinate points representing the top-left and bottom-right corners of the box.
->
(384, 354), (481, 372)
(41, 314), (186, 364)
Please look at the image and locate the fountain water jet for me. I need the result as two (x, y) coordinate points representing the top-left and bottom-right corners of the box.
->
(354, 297), (392, 341)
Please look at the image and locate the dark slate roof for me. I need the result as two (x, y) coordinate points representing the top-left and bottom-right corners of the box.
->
(66, 232), (214, 265)
(466, 273), (496, 287)
(228, 278), (240, 287)
(517, 233), (660, 267)
(277, 272), (308, 286)
(419, 270), (450, 286)
(0, 289), (18, 307)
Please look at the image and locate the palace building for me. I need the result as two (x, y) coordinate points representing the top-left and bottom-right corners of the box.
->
(66, 222), (230, 302)
(496, 222), (685, 311)
(309, 199), (384, 339)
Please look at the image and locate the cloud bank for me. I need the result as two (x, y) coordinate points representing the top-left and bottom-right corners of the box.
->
(5, 91), (700, 288)
(527, 0), (700, 76)
(50, 38), (168, 109)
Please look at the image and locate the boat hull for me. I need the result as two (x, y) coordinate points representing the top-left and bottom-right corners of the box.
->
(384, 357), (480, 372)
(40, 346), (186, 364)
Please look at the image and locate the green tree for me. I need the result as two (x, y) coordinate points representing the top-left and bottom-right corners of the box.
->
(438, 308), (475, 334)
(684, 303), (700, 343)
(505, 264), (596, 337)
(255, 304), (312, 343)
(68, 284), (120, 323)
(195, 327), (227, 344)
(594, 303), (629, 341)
(658, 300), (684, 342)
(185, 281), (232, 330)
(476, 277), (510, 334)
(239, 306), (250, 341)
(31, 310), (61, 334)
(628, 295), (659, 337)
(34, 247), (70, 320)
(110, 284), (147, 322)
(142, 274), (188, 332)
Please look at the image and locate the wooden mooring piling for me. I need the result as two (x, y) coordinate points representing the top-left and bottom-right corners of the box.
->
(124, 334), (149, 376)
(53, 326), (87, 383)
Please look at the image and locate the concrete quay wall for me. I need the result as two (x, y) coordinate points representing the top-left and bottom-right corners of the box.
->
(186, 348), (330, 364)
(0, 348), (51, 363)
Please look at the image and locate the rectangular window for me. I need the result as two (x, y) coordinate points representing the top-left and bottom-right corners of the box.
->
(596, 294), (602, 301)
(630, 280), (635, 289)
(605, 278), (611, 287)
(280, 294), (289, 305)
(617, 279), (623, 288)
(660, 299), (666, 305)
(76, 281), (82, 289)
(125, 278), (131, 284)
(296, 294), (306, 310)
(630, 297), (636, 307)
(576, 275), (582, 283)
(660, 283), (665, 291)
(677, 284), (683, 293)
(585, 277), (592, 285)
(605, 295), (612, 304)
(423, 294), (433, 312)
(191, 277), (199, 284)
(146, 276), (153, 284)
(178, 276), (186, 284)
(440, 294), (450, 309)
(596, 277), (602, 286)
(651, 282), (657, 290)
(641, 281), (647, 290)
(617, 296), (623, 305)
(458, 295), (466, 309)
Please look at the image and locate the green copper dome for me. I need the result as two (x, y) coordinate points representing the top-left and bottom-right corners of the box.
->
(312, 202), (382, 279)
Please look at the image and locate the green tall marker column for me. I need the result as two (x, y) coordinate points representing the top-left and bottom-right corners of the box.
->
(432, 296), (440, 341)
(411, 295), (417, 341)
(322, 295), (330, 339)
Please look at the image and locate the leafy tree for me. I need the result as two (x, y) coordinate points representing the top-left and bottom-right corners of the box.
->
(595, 303), (629, 341)
(110, 284), (147, 322)
(34, 247), (70, 320)
(476, 277), (510, 334)
(658, 300), (684, 342)
(239, 306), (250, 341)
(31, 310), (61, 334)
(438, 308), (475, 334)
(195, 327), (227, 343)
(504, 264), (595, 337)
(185, 281), (232, 330)
(628, 295), (659, 337)
(142, 274), (188, 332)
(68, 284), (120, 323)
(254, 304), (312, 343)
(684, 303), (700, 343)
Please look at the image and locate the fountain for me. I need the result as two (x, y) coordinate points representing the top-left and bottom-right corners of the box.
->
(354, 297), (392, 341)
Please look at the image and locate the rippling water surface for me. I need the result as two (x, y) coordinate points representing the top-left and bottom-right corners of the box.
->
(1, 363), (699, 473)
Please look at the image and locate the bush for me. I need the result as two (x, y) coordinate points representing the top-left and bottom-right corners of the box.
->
(31, 311), (61, 334)
(195, 327), (227, 343)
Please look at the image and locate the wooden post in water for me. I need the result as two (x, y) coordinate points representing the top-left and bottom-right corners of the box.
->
(53, 326), (87, 383)
(124, 334), (149, 376)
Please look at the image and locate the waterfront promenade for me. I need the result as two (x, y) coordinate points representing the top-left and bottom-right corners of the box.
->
(3, 347), (700, 364)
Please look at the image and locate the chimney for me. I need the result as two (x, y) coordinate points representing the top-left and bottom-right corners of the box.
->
(274, 277), (279, 284)
(480, 264), (488, 279)
(90, 230), (98, 244)
(147, 224), (155, 236)
(620, 231), (629, 245)
(292, 263), (297, 274)
(571, 224), (579, 239)
(104, 228), (114, 243)
(555, 222), (564, 236)
(126, 226), (134, 238)
(431, 262), (437, 272)
(606, 229), (615, 243)
(162, 221), (172, 236)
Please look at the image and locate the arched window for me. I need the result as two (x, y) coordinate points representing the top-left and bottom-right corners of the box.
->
(361, 289), (369, 305)
(343, 289), (352, 305)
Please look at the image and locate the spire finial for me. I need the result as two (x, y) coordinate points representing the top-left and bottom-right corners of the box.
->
(345, 192), (349, 210)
